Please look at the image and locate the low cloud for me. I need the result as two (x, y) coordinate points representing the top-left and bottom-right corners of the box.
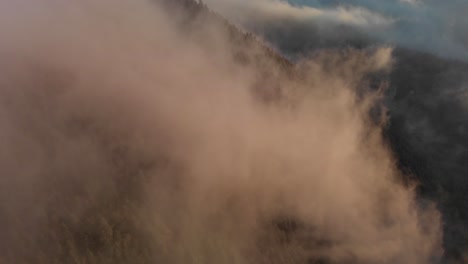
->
(0, 0), (442, 263)
(205, 0), (394, 28)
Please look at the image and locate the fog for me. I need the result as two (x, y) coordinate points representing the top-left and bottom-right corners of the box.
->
(0, 0), (443, 263)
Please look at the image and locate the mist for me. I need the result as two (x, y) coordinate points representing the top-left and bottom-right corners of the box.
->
(0, 0), (443, 263)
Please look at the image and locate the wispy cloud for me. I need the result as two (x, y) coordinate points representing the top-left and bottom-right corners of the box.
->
(205, 0), (394, 28)
(399, 0), (421, 6)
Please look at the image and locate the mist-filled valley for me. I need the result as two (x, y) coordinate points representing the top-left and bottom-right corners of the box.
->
(0, 0), (466, 263)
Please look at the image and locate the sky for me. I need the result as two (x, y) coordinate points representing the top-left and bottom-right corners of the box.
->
(205, 0), (468, 60)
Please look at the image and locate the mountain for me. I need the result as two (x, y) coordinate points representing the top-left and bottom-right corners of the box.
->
(386, 48), (468, 261)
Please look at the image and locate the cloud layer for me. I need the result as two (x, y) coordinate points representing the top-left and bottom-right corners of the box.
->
(205, 0), (394, 28)
(0, 0), (443, 263)
(205, 0), (468, 60)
